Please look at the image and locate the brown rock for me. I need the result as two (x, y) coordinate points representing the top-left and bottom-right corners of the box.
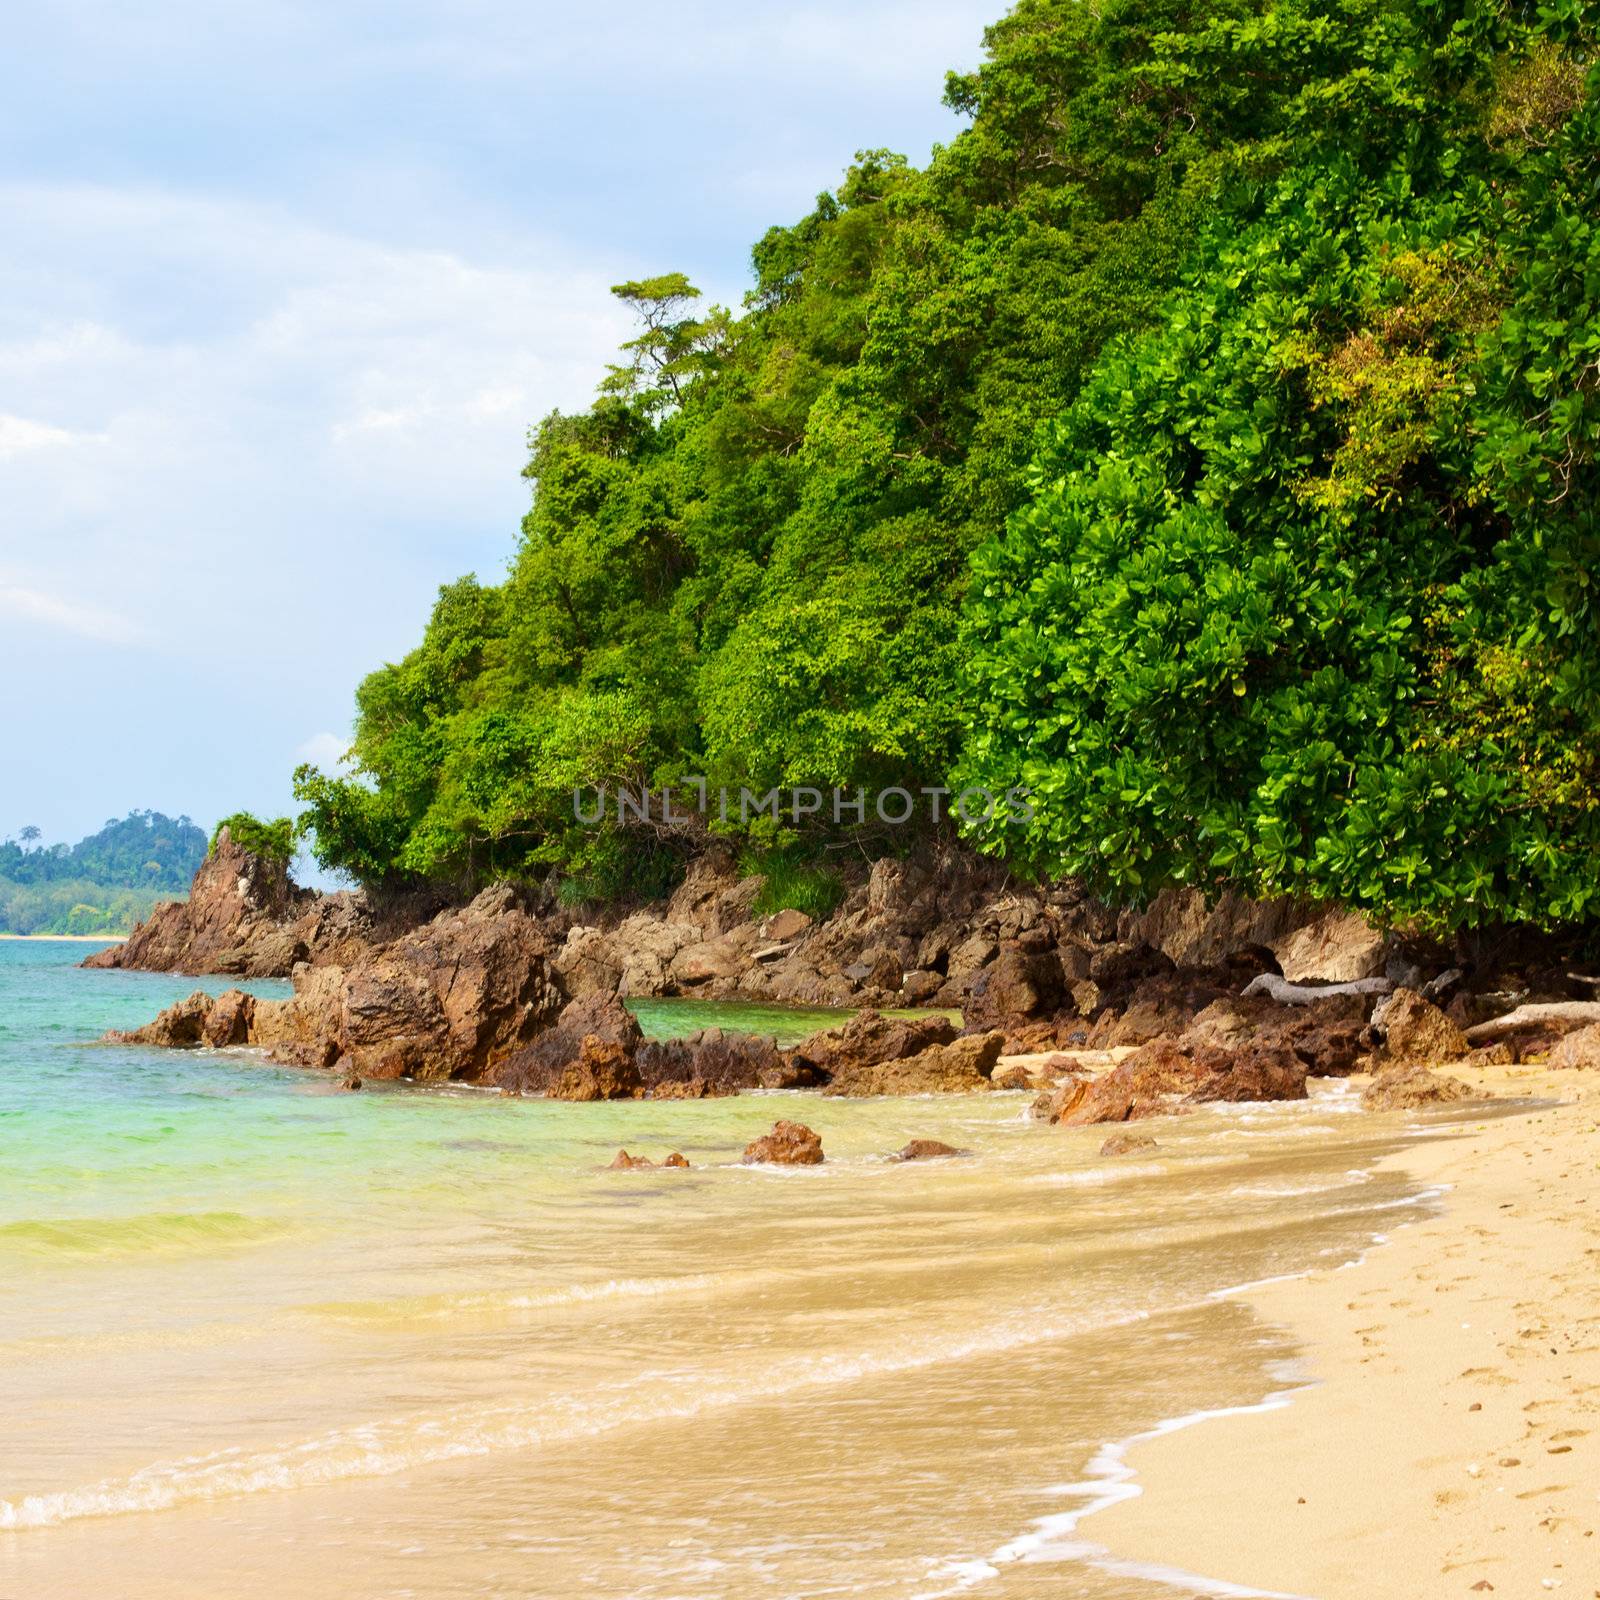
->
(1099, 1133), (1159, 1157)
(1043, 1035), (1307, 1126)
(742, 1120), (824, 1165)
(636, 1028), (807, 1095)
(202, 988), (256, 1047)
(824, 1031), (1004, 1096)
(791, 1009), (959, 1081)
(1546, 1023), (1600, 1070)
(82, 829), (313, 977)
(551, 1037), (645, 1102)
(494, 993), (643, 1094)
(103, 990), (215, 1048)
(763, 907), (814, 941)
(663, 1152), (691, 1168)
(964, 941), (1064, 1028)
(1183, 993), (1371, 1077)
(326, 886), (565, 1083)
(1361, 1064), (1479, 1111)
(1372, 987), (1469, 1066)
(895, 1139), (964, 1161)
(608, 1150), (656, 1170)
(898, 969), (945, 1005)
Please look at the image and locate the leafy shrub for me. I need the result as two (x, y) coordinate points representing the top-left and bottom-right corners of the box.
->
(211, 812), (295, 866)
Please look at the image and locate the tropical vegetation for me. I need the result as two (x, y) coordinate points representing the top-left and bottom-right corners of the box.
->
(288, 0), (1597, 934)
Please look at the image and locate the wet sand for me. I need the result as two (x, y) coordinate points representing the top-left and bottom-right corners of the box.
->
(1093, 1063), (1600, 1597)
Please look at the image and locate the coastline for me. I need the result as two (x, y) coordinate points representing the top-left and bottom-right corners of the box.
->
(1086, 1064), (1600, 1598)
(0, 933), (127, 942)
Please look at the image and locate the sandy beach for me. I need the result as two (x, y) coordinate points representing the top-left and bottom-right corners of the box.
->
(1093, 1063), (1600, 1598)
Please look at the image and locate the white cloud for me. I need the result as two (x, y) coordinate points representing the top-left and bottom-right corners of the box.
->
(0, 583), (145, 645)
(0, 413), (100, 460)
(292, 731), (352, 772)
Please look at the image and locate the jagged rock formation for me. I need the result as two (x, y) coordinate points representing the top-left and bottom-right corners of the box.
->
(82, 827), (391, 978)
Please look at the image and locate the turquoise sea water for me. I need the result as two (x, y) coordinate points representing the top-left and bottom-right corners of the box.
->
(0, 939), (1482, 1600)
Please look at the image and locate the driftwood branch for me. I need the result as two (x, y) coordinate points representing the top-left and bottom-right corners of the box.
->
(1464, 1002), (1600, 1043)
(1241, 974), (1393, 1006)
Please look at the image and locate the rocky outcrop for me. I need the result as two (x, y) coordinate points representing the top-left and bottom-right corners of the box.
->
(112, 886), (565, 1084)
(81, 829), (432, 979)
(1361, 1064), (1480, 1111)
(84, 830), (313, 977)
(1181, 991), (1374, 1076)
(742, 1120), (824, 1165)
(824, 1030), (1004, 1096)
(790, 1009), (958, 1080)
(1118, 887), (1386, 981)
(551, 1038), (644, 1101)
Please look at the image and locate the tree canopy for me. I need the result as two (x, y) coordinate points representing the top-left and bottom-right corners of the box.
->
(292, 0), (1597, 933)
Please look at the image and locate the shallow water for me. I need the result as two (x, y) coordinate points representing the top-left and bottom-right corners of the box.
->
(0, 941), (1484, 1598)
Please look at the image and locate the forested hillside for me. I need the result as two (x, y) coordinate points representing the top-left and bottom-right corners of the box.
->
(0, 812), (208, 935)
(290, 0), (1598, 934)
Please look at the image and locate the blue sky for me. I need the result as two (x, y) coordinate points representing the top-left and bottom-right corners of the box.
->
(1, 1), (997, 848)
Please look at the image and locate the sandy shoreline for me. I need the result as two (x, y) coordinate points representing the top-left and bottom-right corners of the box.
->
(1090, 1064), (1600, 1598)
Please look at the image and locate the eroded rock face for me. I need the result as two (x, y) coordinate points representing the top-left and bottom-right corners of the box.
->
(1361, 1064), (1479, 1111)
(203, 989), (256, 1047)
(494, 994), (643, 1094)
(742, 1120), (824, 1165)
(635, 1029), (813, 1095)
(331, 886), (565, 1083)
(1182, 992), (1373, 1076)
(824, 1030), (1004, 1096)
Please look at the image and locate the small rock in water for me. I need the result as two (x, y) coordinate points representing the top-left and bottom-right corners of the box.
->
(663, 1152), (690, 1169)
(742, 1120), (824, 1165)
(608, 1149), (655, 1170)
(895, 1139), (964, 1161)
(1099, 1133), (1158, 1157)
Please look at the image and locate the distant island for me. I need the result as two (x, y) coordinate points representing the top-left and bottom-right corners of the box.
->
(0, 811), (207, 936)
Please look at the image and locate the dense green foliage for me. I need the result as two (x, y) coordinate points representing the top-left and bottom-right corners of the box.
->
(962, 1), (1598, 930)
(211, 812), (295, 866)
(294, 0), (1597, 933)
(294, 0), (1259, 894)
(0, 812), (207, 934)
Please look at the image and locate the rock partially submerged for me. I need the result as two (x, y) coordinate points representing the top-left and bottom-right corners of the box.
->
(1361, 1064), (1480, 1111)
(894, 1139), (965, 1161)
(608, 1149), (691, 1170)
(1036, 1035), (1308, 1126)
(1099, 1133), (1159, 1157)
(742, 1120), (824, 1165)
